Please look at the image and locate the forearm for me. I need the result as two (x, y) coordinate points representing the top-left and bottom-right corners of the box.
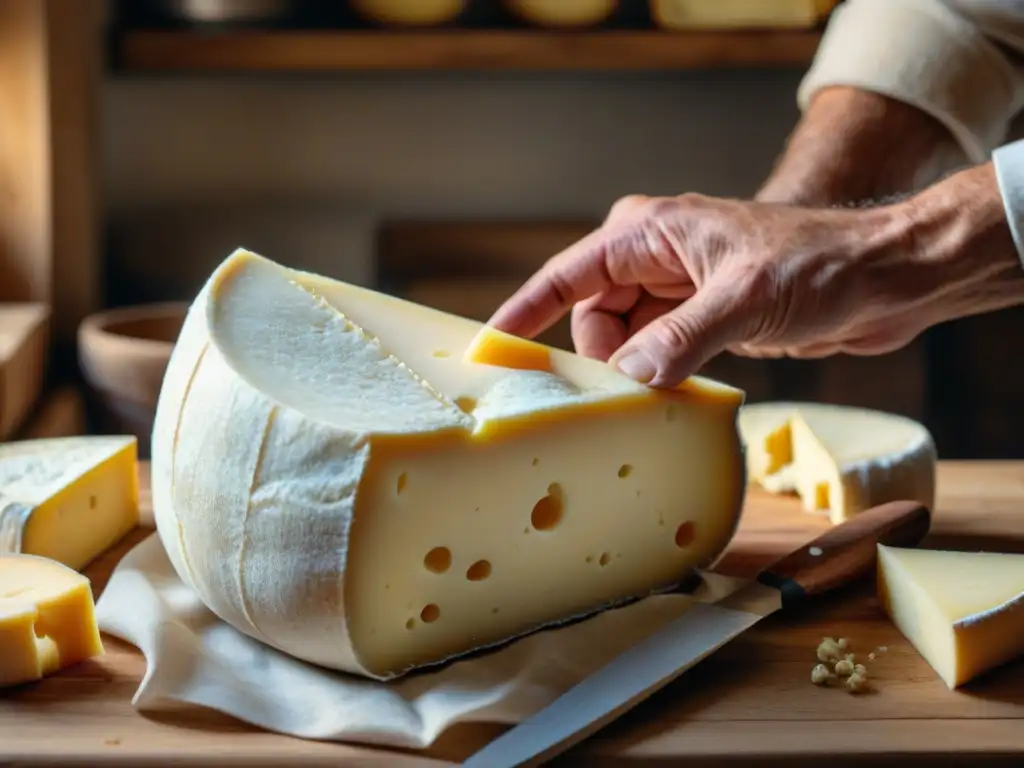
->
(893, 162), (1024, 321)
(756, 87), (965, 207)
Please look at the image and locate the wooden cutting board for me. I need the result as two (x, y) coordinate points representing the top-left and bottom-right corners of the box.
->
(3, 461), (1024, 766)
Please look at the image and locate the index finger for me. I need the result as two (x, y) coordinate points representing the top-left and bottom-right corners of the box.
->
(487, 223), (638, 340)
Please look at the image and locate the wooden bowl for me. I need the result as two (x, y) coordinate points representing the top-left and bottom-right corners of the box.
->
(77, 302), (188, 457)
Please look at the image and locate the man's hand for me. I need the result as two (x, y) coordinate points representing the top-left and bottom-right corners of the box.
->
(488, 163), (1024, 388)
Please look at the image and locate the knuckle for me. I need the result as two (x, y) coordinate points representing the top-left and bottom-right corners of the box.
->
(607, 194), (650, 221)
(651, 312), (702, 354)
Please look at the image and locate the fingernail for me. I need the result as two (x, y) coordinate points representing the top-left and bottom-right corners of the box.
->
(613, 350), (657, 384)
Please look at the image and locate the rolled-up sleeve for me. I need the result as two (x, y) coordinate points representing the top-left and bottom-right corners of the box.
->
(994, 139), (1024, 266)
(798, 0), (1024, 163)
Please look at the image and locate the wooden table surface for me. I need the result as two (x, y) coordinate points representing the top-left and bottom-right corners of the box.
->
(4, 460), (1024, 766)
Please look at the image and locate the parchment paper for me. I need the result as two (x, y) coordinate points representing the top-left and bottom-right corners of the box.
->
(95, 533), (743, 749)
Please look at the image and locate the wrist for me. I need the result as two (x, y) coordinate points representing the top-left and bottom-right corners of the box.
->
(756, 87), (963, 207)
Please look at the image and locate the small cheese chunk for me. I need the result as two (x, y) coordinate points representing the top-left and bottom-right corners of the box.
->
(738, 402), (936, 524)
(151, 249), (747, 680)
(650, 0), (837, 29)
(464, 326), (553, 373)
(877, 544), (1024, 688)
(0, 436), (140, 571)
(0, 554), (104, 687)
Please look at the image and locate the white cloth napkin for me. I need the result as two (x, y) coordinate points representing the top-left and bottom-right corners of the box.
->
(95, 533), (742, 749)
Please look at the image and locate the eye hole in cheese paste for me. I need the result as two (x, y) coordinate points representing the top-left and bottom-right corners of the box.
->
(455, 396), (477, 414)
(675, 521), (696, 548)
(598, 552), (612, 567)
(396, 472), (408, 495)
(530, 483), (565, 531)
(618, 464), (633, 479)
(420, 604), (441, 623)
(423, 546), (452, 573)
(466, 559), (492, 581)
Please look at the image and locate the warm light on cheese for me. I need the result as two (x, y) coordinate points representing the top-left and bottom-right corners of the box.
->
(150, 249), (747, 680)
(0, 554), (105, 688)
(0, 436), (140, 571)
(505, 0), (617, 27)
(350, 0), (466, 25)
(738, 402), (936, 524)
(650, 0), (836, 29)
(464, 326), (553, 373)
(877, 545), (1024, 688)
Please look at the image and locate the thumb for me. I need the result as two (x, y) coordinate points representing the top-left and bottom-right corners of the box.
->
(609, 281), (753, 388)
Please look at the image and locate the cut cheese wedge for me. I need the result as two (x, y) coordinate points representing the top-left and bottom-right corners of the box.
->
(150, 248), (747, 680)
(464, 326), (553, 373)
(877, 544), (1024, 688)
(0, 436), (140, 571)
(0, 554), (105, 688)
(650, 0), (838, 29)
(738, 401), (936, 524)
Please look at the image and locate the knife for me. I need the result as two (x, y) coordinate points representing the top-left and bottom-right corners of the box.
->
(462, 499), (931, 768)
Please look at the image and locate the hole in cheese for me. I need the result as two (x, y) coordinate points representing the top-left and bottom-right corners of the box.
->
(455, 396), (477, 414)
(531, 457), (539, 467)
(585, 555), (594, 564)
(466, 560), (492, 581)
(396, 472), (408, 495)
(405, 618), (415, 630)
(530, 483), (565, 531)
(89, 495), (97, 510)
(598, 552), (612, 567)
(675, 521), (696, 548)
(432, 349), (451, 358)
(618, 464), (633, 479)
(423, 547), (452, 574)
(420, 604), (441, 623)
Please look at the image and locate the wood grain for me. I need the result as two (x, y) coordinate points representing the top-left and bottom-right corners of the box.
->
(3, 461), (1024, 766)
(116, 29), (823, 73)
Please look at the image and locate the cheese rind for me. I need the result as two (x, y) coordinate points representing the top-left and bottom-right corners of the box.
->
(151, 249), (747, 680)
(738, 402), (936, 524)
(877, 544), (1024, 688)
(0, 554), (105, 688)
(0, 436), (140, 571)
(650, 0), (837, 29)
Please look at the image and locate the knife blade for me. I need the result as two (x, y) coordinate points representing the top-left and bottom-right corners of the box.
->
(462, 499), (931, 768)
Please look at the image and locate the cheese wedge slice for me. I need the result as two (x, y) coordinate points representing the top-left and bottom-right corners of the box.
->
(150, 248), (747, 680)
(738, 402), (936, 524)
(0, 554), (105, 688)
(877, 544), (1024, 688)
(0, 436), (140, 571)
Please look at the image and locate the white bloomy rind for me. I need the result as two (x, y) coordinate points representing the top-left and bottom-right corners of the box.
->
(151, 249), (748, 680)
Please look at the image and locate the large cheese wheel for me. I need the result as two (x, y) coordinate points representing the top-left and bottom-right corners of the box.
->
(505, 0), (618, 27)
(150, 249), (747, 679)
(350, 0), (466, 26)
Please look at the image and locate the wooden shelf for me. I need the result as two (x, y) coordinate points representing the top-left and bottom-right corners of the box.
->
(115, 29), (822, 73)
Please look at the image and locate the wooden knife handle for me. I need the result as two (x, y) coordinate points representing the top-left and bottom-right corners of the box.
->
(756, 500), (931, 608)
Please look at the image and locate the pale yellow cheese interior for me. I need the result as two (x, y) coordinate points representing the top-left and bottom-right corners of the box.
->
(1, 436), (140, 572)
(0, 554), (105, 688)
(877, 544), (1024, 688)
(650, 0), (837, 29)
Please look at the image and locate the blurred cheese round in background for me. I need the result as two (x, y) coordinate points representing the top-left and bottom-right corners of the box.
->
(505, 0), (618, 27)
(350, 0), (467, 26)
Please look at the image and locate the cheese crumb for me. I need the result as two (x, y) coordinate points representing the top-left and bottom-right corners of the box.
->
(816, 637), (844, 662)
(853, 663), (867, 676)
(845, 670), (869, 693)
(834, 658), (854, 676)
(811, 664), (832, 685)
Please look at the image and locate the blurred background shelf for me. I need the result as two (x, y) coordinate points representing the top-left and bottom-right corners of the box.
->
(114, 29), (822, 73)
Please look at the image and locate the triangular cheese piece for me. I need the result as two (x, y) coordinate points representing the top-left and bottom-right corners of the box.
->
(738, 402), (936, 523)
(877, 544), (1024, 688)
(151, 248), (748, 680)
